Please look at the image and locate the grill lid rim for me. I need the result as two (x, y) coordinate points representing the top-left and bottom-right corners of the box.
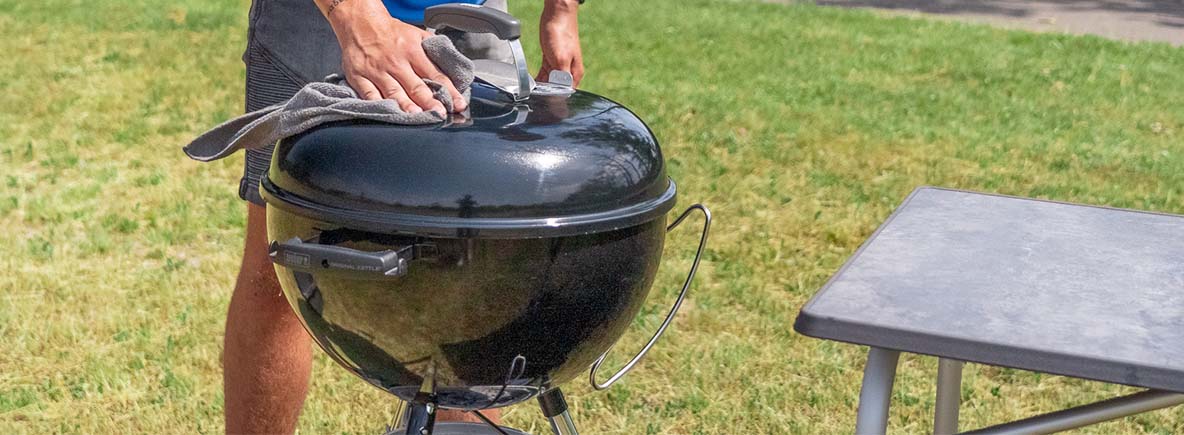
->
(260, 176), (678, 239)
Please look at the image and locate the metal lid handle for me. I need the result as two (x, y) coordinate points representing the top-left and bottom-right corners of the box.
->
(589, 204), (712, 390)
(425, 4), (532, 101)
(424, 3), (520, 40)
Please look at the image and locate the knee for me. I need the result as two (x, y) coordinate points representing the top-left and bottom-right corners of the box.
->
(233, 203), (288, 309)
(233, 257), (285, 306)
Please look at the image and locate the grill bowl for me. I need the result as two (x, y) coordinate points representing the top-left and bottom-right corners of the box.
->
(266, 205), (667, 409)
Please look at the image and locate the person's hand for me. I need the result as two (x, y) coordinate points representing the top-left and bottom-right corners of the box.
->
(323, 0), (467, 114)
(538, 0), (583, 87)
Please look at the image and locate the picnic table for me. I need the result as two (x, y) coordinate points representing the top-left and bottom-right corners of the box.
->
(795, 187), (1184, 434)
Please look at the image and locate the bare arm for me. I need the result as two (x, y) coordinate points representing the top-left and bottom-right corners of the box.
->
(313, 0), (467, 113)
(312, 0), (583, 112)
(538, 0), (584, 86)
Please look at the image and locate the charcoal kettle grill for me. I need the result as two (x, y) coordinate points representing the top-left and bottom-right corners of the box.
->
(262, 5), (711, 434)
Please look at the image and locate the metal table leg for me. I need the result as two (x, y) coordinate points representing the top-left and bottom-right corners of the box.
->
(855, 347), (901, 435)
(934, 358), (963, 435)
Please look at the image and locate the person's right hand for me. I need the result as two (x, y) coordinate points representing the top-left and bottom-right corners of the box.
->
(325, 0), (467, 114)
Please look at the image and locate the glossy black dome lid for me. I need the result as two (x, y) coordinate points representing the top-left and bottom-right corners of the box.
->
(261, 81), (675, 238)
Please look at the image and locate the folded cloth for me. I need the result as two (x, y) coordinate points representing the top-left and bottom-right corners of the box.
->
(184, 35), (474, 162)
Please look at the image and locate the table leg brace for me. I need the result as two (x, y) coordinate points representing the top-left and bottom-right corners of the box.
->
(963, 390), (1184, 435)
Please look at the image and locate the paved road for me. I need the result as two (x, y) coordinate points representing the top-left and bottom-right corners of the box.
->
(815, 0), (1184, 46)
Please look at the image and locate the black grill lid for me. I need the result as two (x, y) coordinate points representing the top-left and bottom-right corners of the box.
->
(261, 81), (675, 238)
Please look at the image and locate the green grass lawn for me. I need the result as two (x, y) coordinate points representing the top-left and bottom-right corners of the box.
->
(3, 0), (1184, 433)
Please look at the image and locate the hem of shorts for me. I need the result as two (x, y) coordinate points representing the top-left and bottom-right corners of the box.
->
(240, 177), (268, 206)
(238, 44), (301, 206)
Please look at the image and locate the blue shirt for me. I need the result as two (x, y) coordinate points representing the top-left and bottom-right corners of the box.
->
(383, 0), (485, 25)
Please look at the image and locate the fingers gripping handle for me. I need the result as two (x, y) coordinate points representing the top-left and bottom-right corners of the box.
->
(424, 3), (521, 40)
(589, 204), (712, 390)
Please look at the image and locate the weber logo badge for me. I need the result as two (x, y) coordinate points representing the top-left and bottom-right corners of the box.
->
(284, 251), (311, 267)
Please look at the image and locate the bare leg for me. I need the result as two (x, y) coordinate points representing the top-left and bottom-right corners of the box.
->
(224, 204), (313, 434)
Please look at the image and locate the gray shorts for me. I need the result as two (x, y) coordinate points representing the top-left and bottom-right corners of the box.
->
(240, 0), (511, 205)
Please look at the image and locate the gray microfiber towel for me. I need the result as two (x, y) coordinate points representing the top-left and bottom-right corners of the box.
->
(184, 35), (473, 162)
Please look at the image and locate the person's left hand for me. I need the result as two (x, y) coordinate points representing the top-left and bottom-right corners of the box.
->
(538, 0), (583, 87)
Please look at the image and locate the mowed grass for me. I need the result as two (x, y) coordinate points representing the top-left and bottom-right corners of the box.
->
(2, 0), (1184, 432)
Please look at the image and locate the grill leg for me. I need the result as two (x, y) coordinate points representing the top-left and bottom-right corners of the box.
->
(538, 388), (580, 435)
(403, 394), (438, 435)
(855, 347), (901, 435)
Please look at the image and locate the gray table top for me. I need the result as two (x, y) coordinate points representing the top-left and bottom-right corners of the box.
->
(795, 187), (1184, 393)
